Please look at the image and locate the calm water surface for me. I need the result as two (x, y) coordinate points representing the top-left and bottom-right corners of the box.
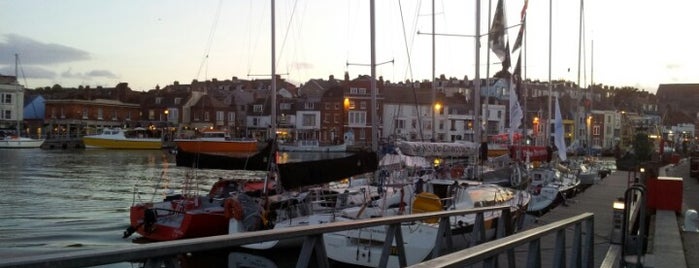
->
(0, 148), (348, 267)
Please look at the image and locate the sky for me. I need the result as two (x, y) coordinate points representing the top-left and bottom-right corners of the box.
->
(1, 0), (696, 94)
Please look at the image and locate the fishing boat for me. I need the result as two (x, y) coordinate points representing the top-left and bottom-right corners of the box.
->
(83, 127), (162, 149)
(278, 139), (346, 152)
(174, 130), (258, 154)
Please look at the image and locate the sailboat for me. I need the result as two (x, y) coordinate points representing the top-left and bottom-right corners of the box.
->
(0, 54), (44, 149)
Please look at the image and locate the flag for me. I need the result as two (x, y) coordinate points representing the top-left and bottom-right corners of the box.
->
(512, 20), (525, 52)
(488, 0), (509, 68)
(509, 52), (523, 144)
(512, 0), (528, 52)
(509, 80), (523, 145)
(554, 96), (567, 161)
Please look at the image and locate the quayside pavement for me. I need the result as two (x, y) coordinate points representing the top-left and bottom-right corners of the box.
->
(507, 160), (698, 268)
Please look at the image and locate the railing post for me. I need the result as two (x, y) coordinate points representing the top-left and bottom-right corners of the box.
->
(470, 212), (486, 247)
(379, 223), (407, 268)
(431, 216), (453, 258)
(143, 256), (180, 268)
(553, 229), (566, 268)
(296, 234), (329, 268)
(570, 222), (582, 268)
(583, 216), (594, 268)
(527, 239), (541, 268)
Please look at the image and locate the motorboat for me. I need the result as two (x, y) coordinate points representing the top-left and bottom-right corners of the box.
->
(83, 127), (162, 149)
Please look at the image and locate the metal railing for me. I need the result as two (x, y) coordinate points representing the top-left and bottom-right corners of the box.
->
(407, 212), (595, 268)
(0, 205), (518, 268)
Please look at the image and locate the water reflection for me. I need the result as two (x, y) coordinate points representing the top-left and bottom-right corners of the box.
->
(0, 148), (354, 267)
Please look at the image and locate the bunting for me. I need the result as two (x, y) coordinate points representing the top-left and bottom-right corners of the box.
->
(488, 0), (509, 70)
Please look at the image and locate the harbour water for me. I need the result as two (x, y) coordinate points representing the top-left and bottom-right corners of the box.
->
(0, 148), (352, 267)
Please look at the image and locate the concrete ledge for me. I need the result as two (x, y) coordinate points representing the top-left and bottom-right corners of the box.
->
(651, 210), (687, 268)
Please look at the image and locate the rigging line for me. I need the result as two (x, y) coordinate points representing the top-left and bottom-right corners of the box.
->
(196, 0), (223, 80)
(397, 0), (414, 81)
(275, 0), (299, 72)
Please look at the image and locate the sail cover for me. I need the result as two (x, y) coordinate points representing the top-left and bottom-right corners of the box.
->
(395, 141), (477, 157)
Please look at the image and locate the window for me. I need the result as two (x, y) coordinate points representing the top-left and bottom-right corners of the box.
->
(592, 125), (601, 135)
(358, 88), (367, 95)
(228, 112), (235, 123)
(204, 112), (210, 121)
(97, 108), (103, 120)
(334, 114), (340, 123)
(149, 110), (156, 120)
(324, 114), (331, 123)
(348, 101), (356, 110)
(126, 111), (132, 121)
(155, 97), (162, 104)
(348, 111), (367, 125)
(3, 110), (11, 119)
(60, 108), (65, 119)
(280, 103), (291, 110)
(253, 118), (259, 126)
(394, 119), (405, 129)
(438, 120), (444, 130)
(193, 111), (200, 121)
(51, 107), (57, 119)
(305, 102), (315, 110)
(302, 114), (316, 127)
(324, 103), (331, 110)
(82, 108), (89, 119)
(360, 101), (367, 110)
(2, 94), (12, 104)
(174, 97), (182, 105)
(216, 111), (224, 121)
(112, 110), (118, 120)
(350, 87), (358, 94)
(253, 105), (263, 113)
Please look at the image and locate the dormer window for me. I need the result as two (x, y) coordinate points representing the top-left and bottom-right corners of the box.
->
(174, 97), (181, 105)
(253, 105), (263, 113)
(155, 97), (162, 104)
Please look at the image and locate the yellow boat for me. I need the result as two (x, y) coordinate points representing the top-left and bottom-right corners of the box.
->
(82, 128), (162, 149)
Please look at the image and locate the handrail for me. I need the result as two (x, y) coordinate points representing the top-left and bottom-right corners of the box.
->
(407, 212), (595, 268)
(0, 205), (513, 268)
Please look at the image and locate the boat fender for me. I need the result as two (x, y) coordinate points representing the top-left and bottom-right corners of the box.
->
(224, 197), (244, 221)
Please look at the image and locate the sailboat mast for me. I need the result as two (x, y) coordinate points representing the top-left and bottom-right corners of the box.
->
(270, 0), (277, 138)
(14, 53), (20, 135)
(431, 0), (436, 142)
(474, 0), (481, 146)
(370, 0), (378, 152)
(546, 0), (552, 147)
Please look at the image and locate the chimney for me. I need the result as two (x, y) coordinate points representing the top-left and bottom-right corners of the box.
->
(329, 75), (334, 81)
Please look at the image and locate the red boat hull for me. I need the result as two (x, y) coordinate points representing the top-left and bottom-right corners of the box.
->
(129, 201), (229, 241)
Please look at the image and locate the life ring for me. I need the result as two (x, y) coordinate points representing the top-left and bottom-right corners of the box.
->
(224, 197), (244, 221)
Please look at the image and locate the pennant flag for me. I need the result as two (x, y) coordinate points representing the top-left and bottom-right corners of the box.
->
(488, 0), (509, 68)
(554, 96), (567, 161)
(512, 0), (529, 52)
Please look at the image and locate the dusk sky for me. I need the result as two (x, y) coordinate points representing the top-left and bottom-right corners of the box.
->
(1, 0), (695, 93)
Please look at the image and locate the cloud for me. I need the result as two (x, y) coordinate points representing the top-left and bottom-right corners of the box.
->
(86, 70), (118, 79)
(61, 68), (118, 80)
(0, 34), (90, 65)
(0, 65), (56, 79)
(292, 62), (314, 70)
